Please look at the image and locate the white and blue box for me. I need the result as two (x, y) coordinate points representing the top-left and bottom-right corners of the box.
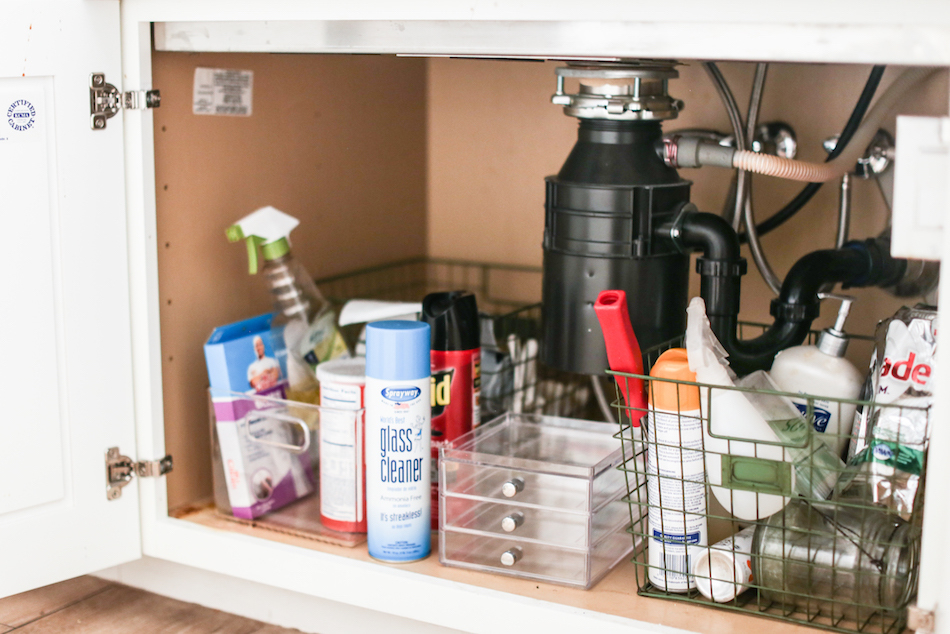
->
(204, 314), (315, 519)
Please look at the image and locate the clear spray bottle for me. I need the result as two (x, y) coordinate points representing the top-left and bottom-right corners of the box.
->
(227, 206), (350, 405)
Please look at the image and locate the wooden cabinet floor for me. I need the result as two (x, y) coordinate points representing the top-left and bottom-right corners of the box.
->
(0, 576), (302, 633)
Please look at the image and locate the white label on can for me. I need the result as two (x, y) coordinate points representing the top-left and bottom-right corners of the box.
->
(366, 376), (431, 562)
(320, 382), (363, 523)
(646, 407), (707, 592)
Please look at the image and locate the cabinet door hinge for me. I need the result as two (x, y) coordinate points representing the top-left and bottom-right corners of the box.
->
(89, 72), (161, 130)
(907, 605), (935, 633)
(106, 447), (173, 500)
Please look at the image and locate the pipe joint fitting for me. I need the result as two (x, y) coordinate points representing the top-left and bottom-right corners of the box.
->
(696, 257), (747, 278)
(770, 298), (820, 323)
(659, 136), (735, 169)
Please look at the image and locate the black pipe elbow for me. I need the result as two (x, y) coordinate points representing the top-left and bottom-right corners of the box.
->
(662, 210), (747, 320)
(668, 212), (900, 375)
(675, 210), (742, 261)
(773, 247), (870, 318)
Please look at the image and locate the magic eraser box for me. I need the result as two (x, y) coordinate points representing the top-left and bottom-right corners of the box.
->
(204, 314), (315, 519)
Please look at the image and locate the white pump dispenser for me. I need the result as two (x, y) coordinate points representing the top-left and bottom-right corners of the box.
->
(770, 294), (863, 457)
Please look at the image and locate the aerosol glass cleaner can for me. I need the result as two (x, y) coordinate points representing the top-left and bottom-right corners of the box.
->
(317, 358), (366, 534)
(365, 320), (431, 562)
(422, 291), (480, 529)
(646, 348), (707, 592)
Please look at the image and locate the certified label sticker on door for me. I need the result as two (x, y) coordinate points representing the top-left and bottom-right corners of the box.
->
(193, 68), (253, 116)
(1, 94), (41, 143)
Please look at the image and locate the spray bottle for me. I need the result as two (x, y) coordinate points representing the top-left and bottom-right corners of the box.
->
(645, 348), (707, 592)
(227, 206), (349, 405)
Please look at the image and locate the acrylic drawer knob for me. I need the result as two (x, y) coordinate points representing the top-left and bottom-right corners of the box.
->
(501, 477), (525, 498)
(501, 512), (525, 533)
(500, 547), (523, 566)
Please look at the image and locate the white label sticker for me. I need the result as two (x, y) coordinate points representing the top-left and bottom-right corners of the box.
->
(193, 68), (253, 117)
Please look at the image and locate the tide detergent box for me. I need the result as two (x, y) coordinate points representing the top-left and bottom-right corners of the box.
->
(204, 314), (315, 519)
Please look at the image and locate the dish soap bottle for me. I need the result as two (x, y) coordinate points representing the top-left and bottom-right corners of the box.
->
(770, 294), (863, 457)
(227, 206), (349, 404)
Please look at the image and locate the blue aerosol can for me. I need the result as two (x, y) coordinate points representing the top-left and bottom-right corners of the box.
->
(365, 321), (432, 562)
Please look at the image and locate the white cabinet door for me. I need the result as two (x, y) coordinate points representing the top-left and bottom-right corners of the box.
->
(0, 0), (140, 596)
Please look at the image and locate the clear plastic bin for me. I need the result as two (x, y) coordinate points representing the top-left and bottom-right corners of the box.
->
(209, 389), (366, 547)
(439, 413), (640, 589)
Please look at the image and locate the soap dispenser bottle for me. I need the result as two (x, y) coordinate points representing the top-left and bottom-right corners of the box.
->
(227, 206), (349, 404)
(770, 294), (864, 457)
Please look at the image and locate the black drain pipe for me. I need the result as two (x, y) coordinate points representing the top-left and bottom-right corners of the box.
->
(664, 209), (906, 374)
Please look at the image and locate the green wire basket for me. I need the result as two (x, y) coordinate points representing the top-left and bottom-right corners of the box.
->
(611, 325), (929, 634)
(316, 257), (596, 420)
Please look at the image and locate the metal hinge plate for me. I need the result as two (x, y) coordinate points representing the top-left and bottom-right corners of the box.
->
(89, 72), (161, 130)
(106, 447), (173, 500)
(907, 605), (935, 633)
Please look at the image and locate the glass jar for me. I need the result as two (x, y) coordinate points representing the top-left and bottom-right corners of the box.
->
(752, 499), (919, 621)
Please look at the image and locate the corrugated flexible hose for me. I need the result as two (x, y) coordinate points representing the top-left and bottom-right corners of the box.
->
(732, 67), (937, 182)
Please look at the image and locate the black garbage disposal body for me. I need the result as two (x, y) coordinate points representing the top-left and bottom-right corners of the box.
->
(542, 117), (691, 376)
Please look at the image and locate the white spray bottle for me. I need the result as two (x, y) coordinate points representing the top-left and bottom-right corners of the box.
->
(770, 294), (863, 457)
(227, 206), (350, 404)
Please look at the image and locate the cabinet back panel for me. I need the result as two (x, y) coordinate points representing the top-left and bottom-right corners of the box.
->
(154, 52), (948, 513)
(153, 52), (427, 510)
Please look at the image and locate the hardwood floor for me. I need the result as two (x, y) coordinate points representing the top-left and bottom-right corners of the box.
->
(0, 577), (301, 633)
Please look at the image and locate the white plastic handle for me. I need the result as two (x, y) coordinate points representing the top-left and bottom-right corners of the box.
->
(243, 410), (311, 454)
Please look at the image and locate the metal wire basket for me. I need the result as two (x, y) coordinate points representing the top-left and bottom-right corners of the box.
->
(612, 325), (929, 634)
(316, 257), (594, 419)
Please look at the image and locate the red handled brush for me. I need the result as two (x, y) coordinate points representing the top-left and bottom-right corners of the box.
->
(594, 289), (647, 425)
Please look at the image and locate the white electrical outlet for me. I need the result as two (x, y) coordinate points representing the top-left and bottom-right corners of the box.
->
(891, 115), (950, 261)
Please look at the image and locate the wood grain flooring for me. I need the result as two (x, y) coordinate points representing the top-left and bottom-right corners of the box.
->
(0, 576), (301, 633)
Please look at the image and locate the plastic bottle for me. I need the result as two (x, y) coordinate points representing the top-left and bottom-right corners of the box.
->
(365, 320), (432, 562)
(227, 206), (349, 405)
(422, 291), (480, 529)
(645, 348), (707, 592)
(685, 297), (843, 520)
(770, 295), (863, 457)
(317, 358), (367, 533)
(692, 526), (755, 603)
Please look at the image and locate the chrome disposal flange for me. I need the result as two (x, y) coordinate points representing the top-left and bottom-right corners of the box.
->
(552, 60), (683, 121)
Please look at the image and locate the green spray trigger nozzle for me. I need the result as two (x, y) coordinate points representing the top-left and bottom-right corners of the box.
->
(226, 206), (299, 275)
(225, 224), (266, 274)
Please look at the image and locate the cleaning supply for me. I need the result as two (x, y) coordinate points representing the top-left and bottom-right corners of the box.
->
(365, 320), (432, 562)
(204, 314), (315, 519)
(686, 297), (787, 519)
(692, 526), (755, 603)
(770, 294), (863, 456)
(338, 299), (423, 356)
(593, 289), (648, 423)
(837, 304), (937, 519)
(227, 206), (349, 405)
(317, 358), (367, 533)
(645, 348), (706, 593)
(685, 297), (843, 520)
(421, 291), (481, 529)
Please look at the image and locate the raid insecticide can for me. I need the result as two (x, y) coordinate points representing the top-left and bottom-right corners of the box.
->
(365, 320), (432, 562)
(422, 291), (481, 529)
(646, 348), (707, 592)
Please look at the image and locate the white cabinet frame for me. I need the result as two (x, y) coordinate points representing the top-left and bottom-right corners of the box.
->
(118, 2), (950, 632)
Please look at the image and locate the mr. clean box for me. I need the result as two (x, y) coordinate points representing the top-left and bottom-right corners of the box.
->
(204, 314), (315, 519)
